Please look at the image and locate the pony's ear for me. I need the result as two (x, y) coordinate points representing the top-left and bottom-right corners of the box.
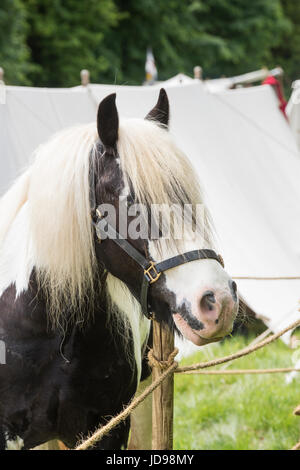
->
(145, 88), (169, 128)
(97, 93), (119, 149)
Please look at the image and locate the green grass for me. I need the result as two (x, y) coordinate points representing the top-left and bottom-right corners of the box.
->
(174, 335), (300, 450)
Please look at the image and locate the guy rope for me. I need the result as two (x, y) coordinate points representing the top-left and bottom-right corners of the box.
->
(74, 316), (300, 451)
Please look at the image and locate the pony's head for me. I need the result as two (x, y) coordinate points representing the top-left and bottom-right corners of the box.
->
(91, 90), (238, 345)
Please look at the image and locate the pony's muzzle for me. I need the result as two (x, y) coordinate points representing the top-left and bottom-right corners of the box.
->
(195, 285), (238, 339)
(172, 282), (238, 346)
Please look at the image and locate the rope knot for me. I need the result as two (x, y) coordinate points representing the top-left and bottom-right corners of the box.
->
(148, 347), (179, 370)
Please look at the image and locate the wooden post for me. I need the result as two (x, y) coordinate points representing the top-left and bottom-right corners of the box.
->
(193, 65), (202, 80)
(0, 67), (5, 105)
(151, 319), (175, 450)
(80, 69), (90, 86)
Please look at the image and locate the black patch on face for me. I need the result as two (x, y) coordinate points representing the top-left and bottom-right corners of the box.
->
(177, 300), (204, 331)
(228, 280), (238, 302)
(95, 147), (124, 204)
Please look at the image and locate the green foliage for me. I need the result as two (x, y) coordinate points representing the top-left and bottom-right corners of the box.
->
(183, 0), (290, 78)
(23, 0), (121, 86)
(174, 336), (300, 450)
(0, 1), (297, 88)
(0, 0), (32, 84)
(272, 0), (300, 88)
(108, 0), (289, 84)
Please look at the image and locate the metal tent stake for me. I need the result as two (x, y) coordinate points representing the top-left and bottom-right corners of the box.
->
(151, 318), (175, 450)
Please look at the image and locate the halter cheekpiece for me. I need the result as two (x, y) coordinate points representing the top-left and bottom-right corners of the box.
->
(90, 167), (224, 320)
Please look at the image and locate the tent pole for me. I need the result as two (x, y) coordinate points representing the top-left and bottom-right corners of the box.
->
(194, 65), (202, 80)
(0, 67), (4, 84)
(80, 69), (90, 86)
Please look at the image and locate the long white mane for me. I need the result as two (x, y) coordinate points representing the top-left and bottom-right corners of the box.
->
(0, 119), (212, 326)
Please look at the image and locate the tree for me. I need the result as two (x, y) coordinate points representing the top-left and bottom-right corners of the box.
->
(0, 0), (293, 87)
(272, 0), (300, 89)
(104, 0), (289, 85)
(182, 0), (290, 78)
(23, 0), (121, 87)
(0, 0), (32, 84)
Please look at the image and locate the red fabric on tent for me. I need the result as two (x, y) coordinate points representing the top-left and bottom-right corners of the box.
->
(262, 76), (287, 118)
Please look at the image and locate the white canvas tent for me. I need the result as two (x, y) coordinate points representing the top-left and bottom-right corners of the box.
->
(203, 67), (283, 92)
(155, 73), (196, 87)
(0, 81), (300, 345)
(152, 67), (284, 93)
(0, 86), (97, 195)
(287, 80), (300, 151)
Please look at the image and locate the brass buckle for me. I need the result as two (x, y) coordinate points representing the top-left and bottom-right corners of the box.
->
(144, 262), (161, 284)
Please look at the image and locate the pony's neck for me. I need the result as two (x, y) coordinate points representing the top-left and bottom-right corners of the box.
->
(105, 272), (150, 380)
(0, 201), (150, 383)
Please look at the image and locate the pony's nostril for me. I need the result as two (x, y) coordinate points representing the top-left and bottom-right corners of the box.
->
(200, 290), (216, 311)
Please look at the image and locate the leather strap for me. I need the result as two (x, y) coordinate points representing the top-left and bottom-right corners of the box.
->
(94, 213), (223, 319)
(155, 249), (221, 273)
(94, 217), (150, 270)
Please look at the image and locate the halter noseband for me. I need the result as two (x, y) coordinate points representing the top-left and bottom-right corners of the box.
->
(90, 166), (224, 319)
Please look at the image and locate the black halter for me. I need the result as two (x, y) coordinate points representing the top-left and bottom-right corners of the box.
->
(90, 168), (224, 319)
